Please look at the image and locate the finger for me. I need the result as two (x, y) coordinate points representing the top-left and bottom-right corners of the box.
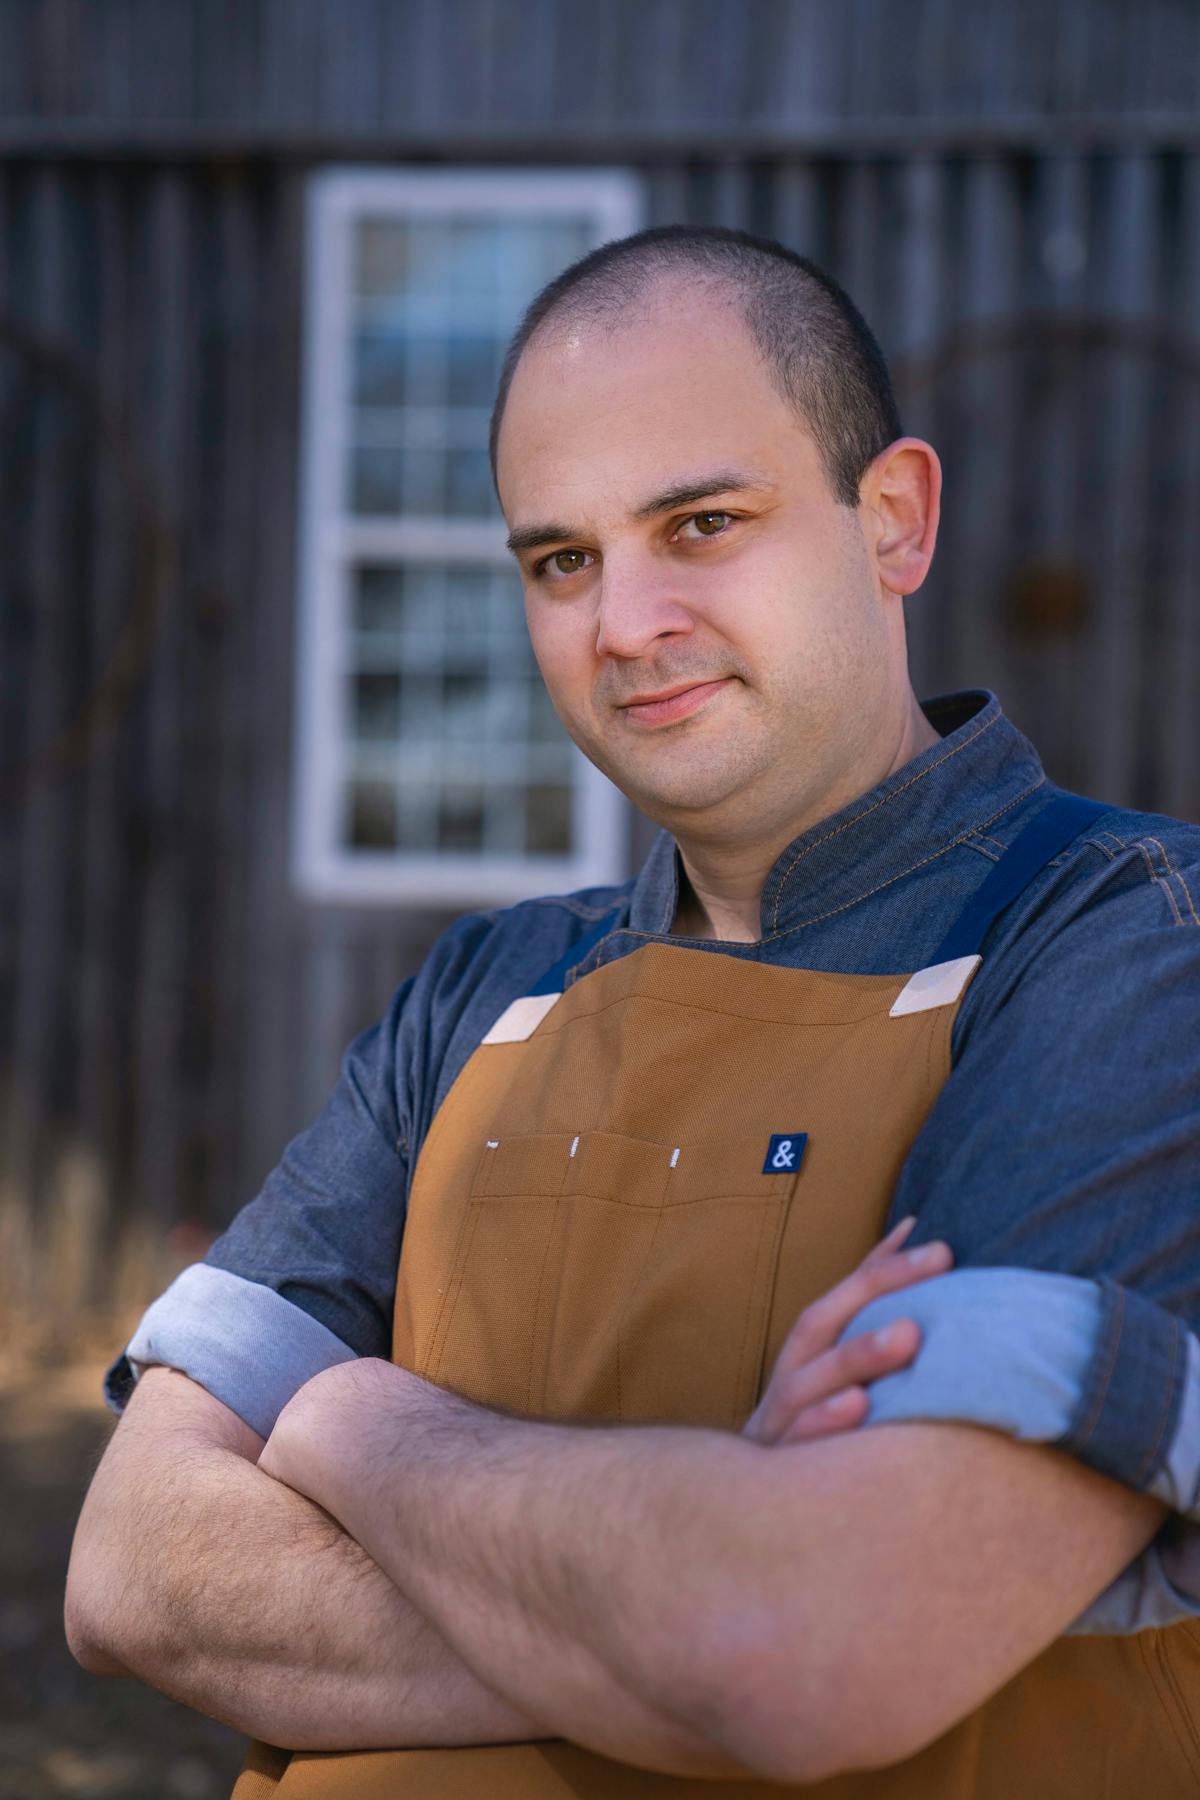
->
(771, 1241), (952, 1378)
(774, 1386), (870, 1446)
(859, 1216), (917, 1270)
(747, 1317), (921, 1445)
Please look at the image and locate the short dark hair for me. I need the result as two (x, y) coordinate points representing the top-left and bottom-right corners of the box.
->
(488, 224), (903, 509)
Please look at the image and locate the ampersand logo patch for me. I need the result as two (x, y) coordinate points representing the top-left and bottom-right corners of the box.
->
(762, 1133), (808, 1175)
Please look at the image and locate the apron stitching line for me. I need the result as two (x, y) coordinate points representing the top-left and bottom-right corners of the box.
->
(427, 1202), (483, 1385)
(529, 989), (902, 1034)
(735, 1202), (775, 1425)
(1159, 1627), (1200, 1772)
(417, 1127), (499, 1377)
(528, 1150), (576, 1414)
(1138, 1629), (1200, 1782)
(620, 1167), (671, 1422)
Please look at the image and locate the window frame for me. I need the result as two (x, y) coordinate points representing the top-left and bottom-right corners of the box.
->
(291, 165), (644, 906)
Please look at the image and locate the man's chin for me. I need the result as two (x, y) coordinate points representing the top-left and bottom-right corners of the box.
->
(608, 763), (756, 827)
(566, 724), (759, 819)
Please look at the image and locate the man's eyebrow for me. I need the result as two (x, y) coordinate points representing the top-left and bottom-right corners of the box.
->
(630, 470), (776, 521)
(504, 469), (776, 555)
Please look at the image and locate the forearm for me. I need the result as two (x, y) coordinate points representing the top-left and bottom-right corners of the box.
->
(306, 1376), (758, 1776)
(71, 1437), (545, 1752)
(240, 1230), (1172, 1782)
(307, 1374), (1166, 1784)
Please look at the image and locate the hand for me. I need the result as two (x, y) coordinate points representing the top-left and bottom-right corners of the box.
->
(742, 1218), (953, 1447)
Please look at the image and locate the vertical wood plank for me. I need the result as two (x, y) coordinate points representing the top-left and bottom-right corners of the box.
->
(770, 161), (823, 259)
(1015, 152), (1092, 787)
(238, 167), (307, 1200)
(130, 168), (191, 1234)
(1089, 151), (1158, 805)
(940, 154), (1023, 710)
(1157, 157), (1200, 823)
(75, 167), (134, 1305)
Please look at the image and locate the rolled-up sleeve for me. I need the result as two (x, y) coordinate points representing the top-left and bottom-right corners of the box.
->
(103, 978), (414, 1437)
(840, 1270), (1200, 1631)
(854, 825), (1200, 1632)
(100, 897), (587, 1439)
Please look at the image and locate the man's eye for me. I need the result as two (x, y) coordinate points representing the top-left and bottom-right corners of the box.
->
(680, 511), (733, 538)
(536, 548), (594, 579)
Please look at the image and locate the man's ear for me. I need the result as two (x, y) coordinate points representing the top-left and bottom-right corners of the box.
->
(859, 438), (941, 599)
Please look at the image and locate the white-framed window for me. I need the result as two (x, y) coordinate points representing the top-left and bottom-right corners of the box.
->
(291, 166), (644, 905)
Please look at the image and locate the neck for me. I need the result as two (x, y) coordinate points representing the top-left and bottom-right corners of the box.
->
(669, 693), (942, 944)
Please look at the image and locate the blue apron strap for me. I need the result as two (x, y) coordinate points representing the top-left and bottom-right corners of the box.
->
(527, 907), (625, 997)
(931, 792), (1109, 965)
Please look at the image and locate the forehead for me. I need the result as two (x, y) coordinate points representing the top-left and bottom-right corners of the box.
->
(495, 282), (823, 522)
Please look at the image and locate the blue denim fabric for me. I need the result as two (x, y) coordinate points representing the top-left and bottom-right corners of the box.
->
(104, 688), (1200, 1632)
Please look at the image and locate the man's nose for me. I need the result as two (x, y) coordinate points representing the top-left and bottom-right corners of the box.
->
(593, 550), (696, 660)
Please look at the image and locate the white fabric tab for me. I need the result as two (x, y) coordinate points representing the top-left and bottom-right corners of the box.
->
(480, 992), (561, 1045)
(889, 954), (982, 1017)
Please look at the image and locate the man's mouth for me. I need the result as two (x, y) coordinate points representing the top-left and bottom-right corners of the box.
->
(615, 678), (735, 728)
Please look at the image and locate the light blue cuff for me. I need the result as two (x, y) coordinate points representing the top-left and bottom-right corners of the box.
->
(841, 1267), (1098, 1443)
(102, 1262), (358, 1440)
(838, 1268), (1200, 1634)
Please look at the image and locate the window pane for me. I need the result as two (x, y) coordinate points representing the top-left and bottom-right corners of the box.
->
(355, 566), (408, 634)
(356, 220), (412, 297)
(347, 780), (399, 849)
(442, 567), (491, 644)
(347, 210), (600, 520)
(529, 679), (566, 744)
(342, 554), (576, 860)
(352, 672), (402, 740)
(445, 448), (497, 517)
(441, 670), (489, 737)
(353, 332), (407, 407)
(398, 670), (443, 733)
(437, 785), (487, 851)
(524, 784), (573, 854)
(446, 335), (503, 408)
(349, 447), (449, 515)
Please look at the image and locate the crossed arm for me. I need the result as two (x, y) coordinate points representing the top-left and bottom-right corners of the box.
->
(258, 1326), (1167, 1783)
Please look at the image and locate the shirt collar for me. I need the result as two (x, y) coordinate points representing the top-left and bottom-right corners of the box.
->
(626, 690), (1047, 941)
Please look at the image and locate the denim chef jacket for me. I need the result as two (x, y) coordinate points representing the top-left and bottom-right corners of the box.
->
(105, 689), (1200, 1635)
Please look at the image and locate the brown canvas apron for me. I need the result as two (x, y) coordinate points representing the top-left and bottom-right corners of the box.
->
(233, 797), (1200, 1797)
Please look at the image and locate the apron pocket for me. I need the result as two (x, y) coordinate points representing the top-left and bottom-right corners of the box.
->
(425, 1131), (802, 1429)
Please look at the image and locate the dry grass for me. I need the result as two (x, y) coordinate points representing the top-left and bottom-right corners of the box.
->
(0, 1193), (248, 1799)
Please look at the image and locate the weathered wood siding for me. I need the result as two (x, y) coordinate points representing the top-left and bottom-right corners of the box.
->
(2, 0), (1200, 154)
(1, 1), (1198, 1329)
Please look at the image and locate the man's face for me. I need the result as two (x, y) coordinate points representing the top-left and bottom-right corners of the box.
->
(495, 281), (900, 838)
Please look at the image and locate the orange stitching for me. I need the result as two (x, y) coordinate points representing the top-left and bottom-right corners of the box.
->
(1146, 836), (1200, 927)
(765, 778), (1048, 944)
(1072, 1285), (1125, 1451)
(1158, 1618), (1200, 1772)
(769, 709), (1004, 931)
(1137, 841), (1185, 928)
(1134, 1312), (1182, 1490)
(526, 1158), (573, 1413)
(963, 834), (1003, 863)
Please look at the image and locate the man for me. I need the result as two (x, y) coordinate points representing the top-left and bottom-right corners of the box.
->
(68, 228), (1200, 1795)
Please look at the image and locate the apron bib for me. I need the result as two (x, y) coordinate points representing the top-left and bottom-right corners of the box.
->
(233, 797), (1200, 1798)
